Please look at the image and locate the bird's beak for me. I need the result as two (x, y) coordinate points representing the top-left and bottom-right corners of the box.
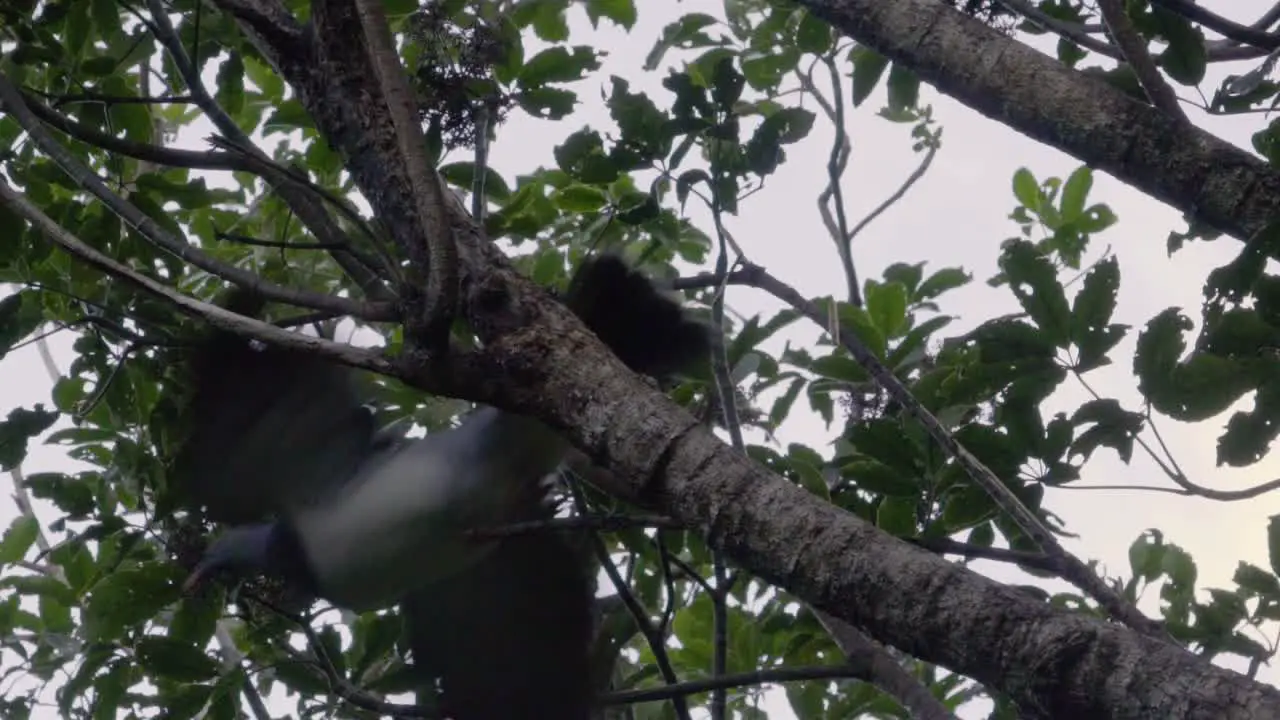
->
(181, 561), (214, 595)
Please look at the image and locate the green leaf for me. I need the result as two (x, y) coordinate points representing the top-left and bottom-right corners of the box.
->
(1267, 517), (1280, 580)
(915, 267), (971, 302)
(788, 453), (830, 501)
(1155, 14), (1207, 86)
(1059, 166), (1093, 222)
(848, 419), (922, 475)
(795, 12), (833, 54)
(999, 241), (1071, 345)
(135, 636), (219, 683)
(834, 302), (887, 359)
(1234, 562), (1280, 599)
(849, 46), (889, 108)
(518, 46), (601, 87)
(940, 486), (997, 531)
(1069, 398), (1144, 463)
(809, 354), (868, 383)
(517, 87), (580, 119)
(885, 64), (919, 112)
(741, 47), (802, 91)
(644, 13), (720, 71)
(864, 281), (909, 338)
(1011, 167), (1041, 210)
(585, 0), (637, 30)
(550, 184), (608, 212)
(0, 405), (59, 471)
(876, 496), (917, 536)
(1162, 544), (1197, 588)
(0, 290), (44, 361)
(0, 516), (38, 565)
(840, 460), (918, 496)
(438, 162), (512, 200)
(85, 563), (180, 641)
(1071, 256), (1126, 371)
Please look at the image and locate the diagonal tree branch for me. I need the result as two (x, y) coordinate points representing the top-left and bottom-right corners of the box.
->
(797, 0), (1280, 246)
(1096, 0), (1188, 122)
(346, 0), (459, 347)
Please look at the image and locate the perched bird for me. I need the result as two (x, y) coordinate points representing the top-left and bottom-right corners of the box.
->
(172, 254), (710, 719)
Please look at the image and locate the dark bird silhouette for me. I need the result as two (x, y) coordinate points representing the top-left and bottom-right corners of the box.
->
(172, 254), (710, 719)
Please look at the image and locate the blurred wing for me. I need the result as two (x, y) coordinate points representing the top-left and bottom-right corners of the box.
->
(173, 301), (376, 524)
(565, 253), (711, 378)
(402, 500), (596, 720)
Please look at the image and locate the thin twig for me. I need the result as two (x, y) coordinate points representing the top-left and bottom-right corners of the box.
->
(0, 176), (398, 378)
(725, 260), (1167, 640)
(1096, 0), (1189, 122)
(0, 73), (393, 320)
(350, 0), (459, 348)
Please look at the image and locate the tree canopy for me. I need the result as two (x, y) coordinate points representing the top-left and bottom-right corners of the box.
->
(4, 0), (1280, 718)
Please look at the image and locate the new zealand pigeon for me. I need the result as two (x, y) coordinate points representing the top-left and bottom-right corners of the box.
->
(172, 254), (710, 719)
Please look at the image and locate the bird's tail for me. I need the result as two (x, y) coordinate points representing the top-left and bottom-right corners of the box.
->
(563, 254), (711, 380)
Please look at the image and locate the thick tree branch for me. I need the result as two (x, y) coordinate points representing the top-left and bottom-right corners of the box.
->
(344, 0), (459, 346)
(797, 0), (1280, 246)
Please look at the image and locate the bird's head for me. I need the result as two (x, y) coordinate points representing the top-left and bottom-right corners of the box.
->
(182, 523), (279, 595)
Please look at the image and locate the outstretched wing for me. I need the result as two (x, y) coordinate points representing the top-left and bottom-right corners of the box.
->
(172, 293), (377, 524)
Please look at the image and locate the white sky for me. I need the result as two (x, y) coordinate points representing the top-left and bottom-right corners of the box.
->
(4, 0), (1280, 717)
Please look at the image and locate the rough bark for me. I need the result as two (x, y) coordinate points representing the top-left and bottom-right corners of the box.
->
(797, 0), (1280, 245)
(203, 0), (1280, 716)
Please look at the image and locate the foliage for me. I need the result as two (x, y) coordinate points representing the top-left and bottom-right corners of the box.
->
(2, 0), (1280, 719)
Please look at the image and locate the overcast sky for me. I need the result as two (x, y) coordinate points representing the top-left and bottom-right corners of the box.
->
(4, 1), (1279, 717)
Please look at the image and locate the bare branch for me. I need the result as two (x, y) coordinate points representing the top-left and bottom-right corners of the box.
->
(1097, 0), (1189, 122)
(346, 0), (459, 347)
(1151, 0), (1280, 50)
(812, 612), (958, 720)
(567, 482), (693, 720)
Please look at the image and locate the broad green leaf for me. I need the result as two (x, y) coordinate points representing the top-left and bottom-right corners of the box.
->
(999, 241), (1071, 345)
(876, 496), (918, 536)
(84, 563), (180, 640)
(0, 290), (44, 361)
(518, 46), (601, 87)
(1012, 167), (1041, 210)
(795, 12), (833, 55)
(916, 267), (971, 302)
(0, 405), (59, 471)
(0, 516), (38, 565)
(885, 64), (919, 112)
(864, 281), (909, 338)
(135, 637), (219, 683)
(551, 184), (608, 212)
(1059, 166), (1093, 222)
(849, 46), (889, 108)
